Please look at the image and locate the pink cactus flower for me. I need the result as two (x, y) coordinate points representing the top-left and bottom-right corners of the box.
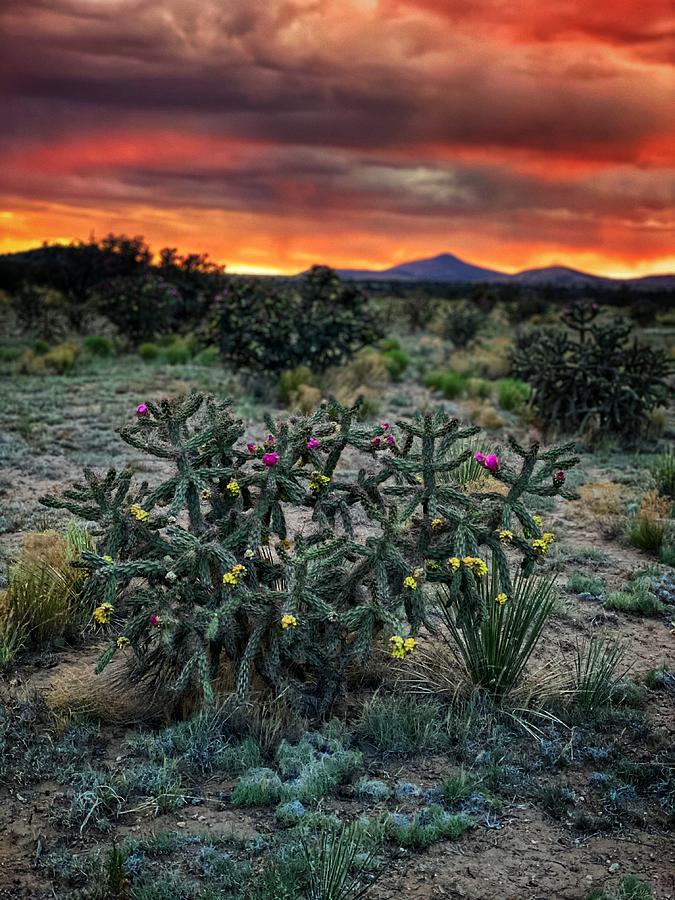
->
(371, 436), (382, 449)
(307, 437), (320, 450)
(264, 434), (276, 447)
(149, 613), (161, 626)
(246, 442), (257, 454)
(262, 452), (279, 467)
(474, 452), (485, 464)
(484, 454), (500, 472)
(385, 434), (395, 447)
(380, 421), (390, 431)
(136, 403), (148, 416)
(554, 470), (566, 484)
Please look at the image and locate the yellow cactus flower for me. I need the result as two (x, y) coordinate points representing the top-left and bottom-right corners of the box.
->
(309, 472), (331, 492)
(281, 614), (298, 629)
(498, 530), (513, 542)
(130, 504), (149, 523)
(403, 576), (418, 590)
(93, 602), (114, 625)
(448, 557), (461, 572)
(403, 637), (416, 653)
(532, 515), (543, 528)
(226, 480), (240, 497)
(431, 517), (444, 529)
(223, 572), (237, 587)
(116, 635), (130, 648)
(495, 592), (508, 605)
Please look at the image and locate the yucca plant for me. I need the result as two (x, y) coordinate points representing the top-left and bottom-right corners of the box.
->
(572, 639), (625, 713)
(302, 822), (381, 900)
(438, 571), (557, 703)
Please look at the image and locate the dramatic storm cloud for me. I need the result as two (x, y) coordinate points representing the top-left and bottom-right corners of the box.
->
(1, 0), (673, 275)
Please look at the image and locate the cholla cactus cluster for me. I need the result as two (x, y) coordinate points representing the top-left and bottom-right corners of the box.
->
(511, 301), (670, 438)
(42, 392), (577, 714)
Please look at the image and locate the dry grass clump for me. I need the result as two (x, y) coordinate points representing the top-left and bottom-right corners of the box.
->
(0, 525), (93, 654)
(468, 401), (504, 430)
(45, 655), (167, 725)
(574, 482), (629, 534)
(326, 348), (387, 414)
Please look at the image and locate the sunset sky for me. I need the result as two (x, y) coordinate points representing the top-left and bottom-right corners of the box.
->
(1, 0), (673, 277)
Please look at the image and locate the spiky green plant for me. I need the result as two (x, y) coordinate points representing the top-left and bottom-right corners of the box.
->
(42, 393), (577, 713)
(438, 571), (557, 702)
(573, 639), (625, 712)
(302, 822), (381, 900)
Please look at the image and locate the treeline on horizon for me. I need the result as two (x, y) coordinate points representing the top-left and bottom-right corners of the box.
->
(0, 235), (672, 343)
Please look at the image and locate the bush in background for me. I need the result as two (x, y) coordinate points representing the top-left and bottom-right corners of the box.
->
(511, 302), (670, 439)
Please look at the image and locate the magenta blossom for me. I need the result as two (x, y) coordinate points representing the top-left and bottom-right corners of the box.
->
(306, 437), (320, 450)
(554, 470), (566, 484)
(380, 421), (390, 431)
(371, 436), (382, 449)
(474, 452), (485, 464)
(385, 434), (395, 447)
(246, 442), (257, 454)
(484, 454), (500, 472)
(262, 452), (279, 467)
(136, 403), (148, 416)
(149, 613), (161, 626)
(264, 434), (276, 447)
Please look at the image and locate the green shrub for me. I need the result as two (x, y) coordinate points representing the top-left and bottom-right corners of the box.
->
(627, 516), (664, 554)
(42, 394), (577, 713)
(381, 348), (410, 381)
(388, 806), (472, 848)
(586, 874), (653, 900)
(604, 590), (663, 616)
(435, 300), (484, 348)
(214, 266), (382, 374)
(138, 342), (161, 361)
(440, 769), (479, 804)
(424, 369), (466, 399)
(651, 447), (675, 499)
(33, 338), (50, 355)
(510, 301), (670, 438)
(497, 378), (530, 412)
(193, 346), (220, 367)
(357, 694), (445, 754)
(466, 377), (492, 400)
(95, 274), (180, 342)
(165, 340), (192, 365)
(83, 335), (113, 357)
(566, 572), (605, 596)
(378, 337), (401, 352)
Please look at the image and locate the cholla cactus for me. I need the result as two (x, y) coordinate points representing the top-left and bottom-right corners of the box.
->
(511, 301), (670, 438)
(42, 392), (577, 714)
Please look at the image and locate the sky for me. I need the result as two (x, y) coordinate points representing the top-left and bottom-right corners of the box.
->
(1, 0), (674, 277)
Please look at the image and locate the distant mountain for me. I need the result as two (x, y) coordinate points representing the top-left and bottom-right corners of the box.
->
(337, 253), (504, 283)
(513, 266), (604, 286)
(335, 253), (675, 287)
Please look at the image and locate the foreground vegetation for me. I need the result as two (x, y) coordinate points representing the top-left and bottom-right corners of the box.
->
(0, 241), (673, 898)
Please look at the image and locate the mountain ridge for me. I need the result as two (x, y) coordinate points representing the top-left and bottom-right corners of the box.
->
(334, 253), (674, 287)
